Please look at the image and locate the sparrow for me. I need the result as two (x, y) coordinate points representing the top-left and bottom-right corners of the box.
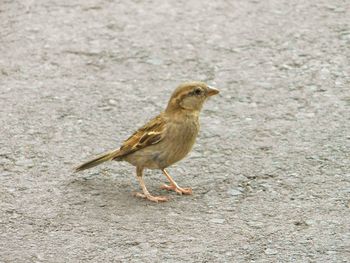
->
(75, 81), (219, 202)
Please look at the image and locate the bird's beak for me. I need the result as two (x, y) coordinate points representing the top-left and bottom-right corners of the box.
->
(207, 86), (220, 96)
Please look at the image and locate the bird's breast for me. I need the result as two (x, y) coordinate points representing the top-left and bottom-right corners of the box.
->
(161, 117), (200, 167)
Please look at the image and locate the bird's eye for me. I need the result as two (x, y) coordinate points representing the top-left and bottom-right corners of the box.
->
(193, 88), (202, 96)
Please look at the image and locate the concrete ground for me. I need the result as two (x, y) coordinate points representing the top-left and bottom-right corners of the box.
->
(1, 0), (349, 262)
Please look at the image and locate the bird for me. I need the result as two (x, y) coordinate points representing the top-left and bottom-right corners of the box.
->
(75, 81), (219, 202)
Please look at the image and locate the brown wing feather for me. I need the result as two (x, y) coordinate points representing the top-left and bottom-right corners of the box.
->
(112, 114), (166, 160)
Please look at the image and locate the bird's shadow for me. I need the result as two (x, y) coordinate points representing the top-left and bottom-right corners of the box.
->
(65, 171), (184, 213)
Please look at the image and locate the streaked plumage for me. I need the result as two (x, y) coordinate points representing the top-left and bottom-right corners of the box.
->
(75, 81), (219, 202)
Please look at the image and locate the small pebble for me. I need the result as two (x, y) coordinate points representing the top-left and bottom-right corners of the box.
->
(265, 248), (278, 255)
(16, 159), (34, 168)
(108, 99), (117, 105)
(227, 188), (243, 196)
(210, 218), (225, 224)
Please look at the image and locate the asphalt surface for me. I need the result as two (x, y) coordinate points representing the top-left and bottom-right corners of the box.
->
(1, 0), (349, 262)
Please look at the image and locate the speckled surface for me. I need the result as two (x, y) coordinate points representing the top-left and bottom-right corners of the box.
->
(1, 0), (349, 262)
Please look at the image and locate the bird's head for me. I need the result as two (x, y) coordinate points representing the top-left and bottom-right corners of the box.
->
(166, 81), (219, 114)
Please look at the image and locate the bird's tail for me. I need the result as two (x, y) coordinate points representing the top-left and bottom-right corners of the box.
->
(74, 149), (120, 172)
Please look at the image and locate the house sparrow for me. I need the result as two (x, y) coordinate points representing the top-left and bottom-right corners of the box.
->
(75, 81), (219, 202)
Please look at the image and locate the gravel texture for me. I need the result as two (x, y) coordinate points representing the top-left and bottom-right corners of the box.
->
(1, 0), (350, 262)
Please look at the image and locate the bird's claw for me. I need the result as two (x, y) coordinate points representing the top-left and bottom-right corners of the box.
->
(134, 192), (169, 202)
(161, 184), (193, 195)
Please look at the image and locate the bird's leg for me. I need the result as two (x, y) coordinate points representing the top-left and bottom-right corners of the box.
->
(134, 167), (169, 202)
(161, 169), (193, 195)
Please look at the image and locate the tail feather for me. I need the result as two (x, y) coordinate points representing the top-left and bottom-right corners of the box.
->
(74, 149), (120, 172)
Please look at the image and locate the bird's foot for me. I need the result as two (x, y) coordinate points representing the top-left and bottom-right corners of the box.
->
(134, 192), (169, 203)
(161, 184), (193, 195)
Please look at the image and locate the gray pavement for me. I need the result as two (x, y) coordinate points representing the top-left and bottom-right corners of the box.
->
(1, 0), (349, 262)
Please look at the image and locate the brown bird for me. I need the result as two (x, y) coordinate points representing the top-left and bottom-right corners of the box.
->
(75, 81), (219, 202)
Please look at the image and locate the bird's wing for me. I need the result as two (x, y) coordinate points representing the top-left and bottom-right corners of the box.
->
(113, 113), (167, 159)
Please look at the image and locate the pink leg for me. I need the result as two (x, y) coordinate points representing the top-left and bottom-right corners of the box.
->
(160, 169), (193, 195)
(134, 167), (169, 202)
